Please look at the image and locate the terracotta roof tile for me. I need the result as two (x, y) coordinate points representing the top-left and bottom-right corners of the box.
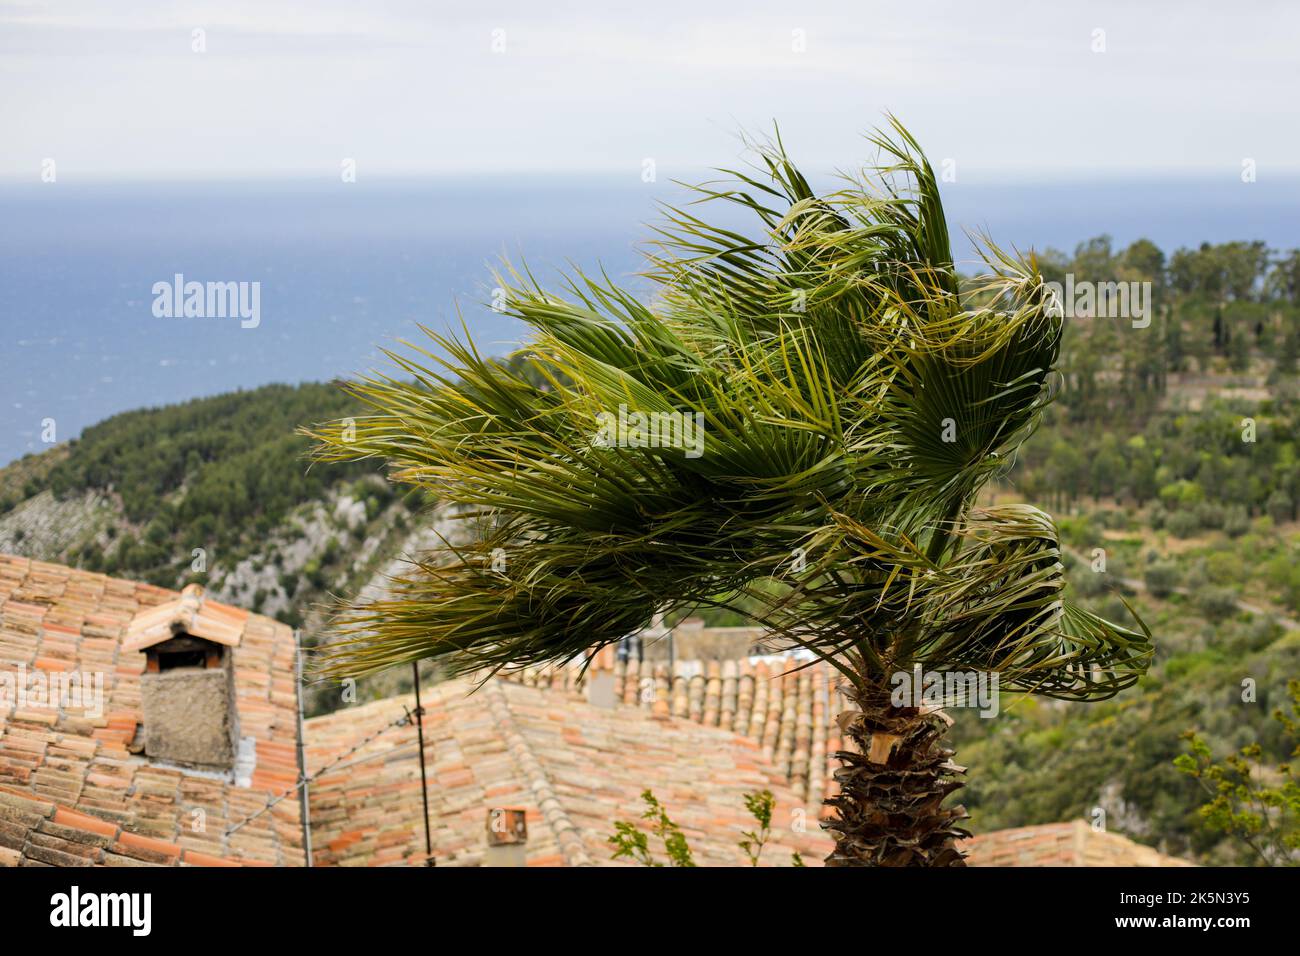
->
(305, 676), (833, 867)
(963, 820), (1194, 866)
(500, 652), (848, 810)
(0, 784), (253, 866)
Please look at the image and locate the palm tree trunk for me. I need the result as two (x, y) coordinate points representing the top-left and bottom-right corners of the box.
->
(823, 682), (969, 866)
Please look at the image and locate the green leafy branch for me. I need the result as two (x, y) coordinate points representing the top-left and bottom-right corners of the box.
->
(738, 790), (774, 866)
(608, 788), (805, 867)
(1175, 679), (1300, 866)
(608, 790), (695, 867)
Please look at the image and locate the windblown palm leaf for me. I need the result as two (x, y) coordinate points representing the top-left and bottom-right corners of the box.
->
(306, 117), (1152, 865)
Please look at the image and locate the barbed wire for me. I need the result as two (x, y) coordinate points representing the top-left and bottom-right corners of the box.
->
(224, 703), (423, 838)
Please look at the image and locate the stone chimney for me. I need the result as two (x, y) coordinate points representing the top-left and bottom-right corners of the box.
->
(124, 584), (242, 770)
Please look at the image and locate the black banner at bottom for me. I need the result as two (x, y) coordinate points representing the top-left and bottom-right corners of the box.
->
(0, 864), (1279, 942)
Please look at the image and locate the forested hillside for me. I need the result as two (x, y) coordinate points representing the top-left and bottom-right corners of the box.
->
(954, 235), (1300, 864)
(0, 382), (436, 713)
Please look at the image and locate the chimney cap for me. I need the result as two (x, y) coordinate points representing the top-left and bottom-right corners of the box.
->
(123, 587), (244, 652)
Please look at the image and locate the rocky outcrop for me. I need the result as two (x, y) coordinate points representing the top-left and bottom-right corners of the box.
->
(0, 489), (118, 561)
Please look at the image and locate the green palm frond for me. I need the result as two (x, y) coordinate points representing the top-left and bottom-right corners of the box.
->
(304, 117), (1151, 696)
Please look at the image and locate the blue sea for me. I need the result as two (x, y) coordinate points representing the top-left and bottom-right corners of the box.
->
(3, 172), (1299, 466)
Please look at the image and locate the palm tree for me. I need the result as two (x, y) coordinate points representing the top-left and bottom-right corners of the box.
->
(306, 118), (1152, 867)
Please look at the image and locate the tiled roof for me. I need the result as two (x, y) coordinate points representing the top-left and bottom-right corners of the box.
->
(0, 785), (251, 866)
(0, 554), (305, 867)
(501, 654), (1198, 868)
(963, 820), (1195, 867)
(503, 648), (846, 809)
(2, 556), (1196, 869)
(304, 676), (835, 866)
(305, 672), (1197, 869)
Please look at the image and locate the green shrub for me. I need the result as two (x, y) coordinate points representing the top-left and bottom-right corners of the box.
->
(1196, 586), (1239, 621)
(1144, 561), (1180, 599)
(1166, 509), (1201, 538)
(1195, 501), (1225, 529)
(1222, 505), (1250, 537)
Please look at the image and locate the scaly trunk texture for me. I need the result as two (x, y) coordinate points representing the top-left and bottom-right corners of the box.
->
(823, 684), (970, 866)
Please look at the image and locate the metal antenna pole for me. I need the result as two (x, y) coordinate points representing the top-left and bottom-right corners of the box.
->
(412, 661), (435, 866)
(294, 631), (313, 867)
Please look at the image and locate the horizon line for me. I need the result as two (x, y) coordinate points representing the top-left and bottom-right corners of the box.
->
(3, 166), (1299, 189)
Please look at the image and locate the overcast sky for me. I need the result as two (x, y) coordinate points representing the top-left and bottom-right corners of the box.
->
(1, 0), (1297, 181)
